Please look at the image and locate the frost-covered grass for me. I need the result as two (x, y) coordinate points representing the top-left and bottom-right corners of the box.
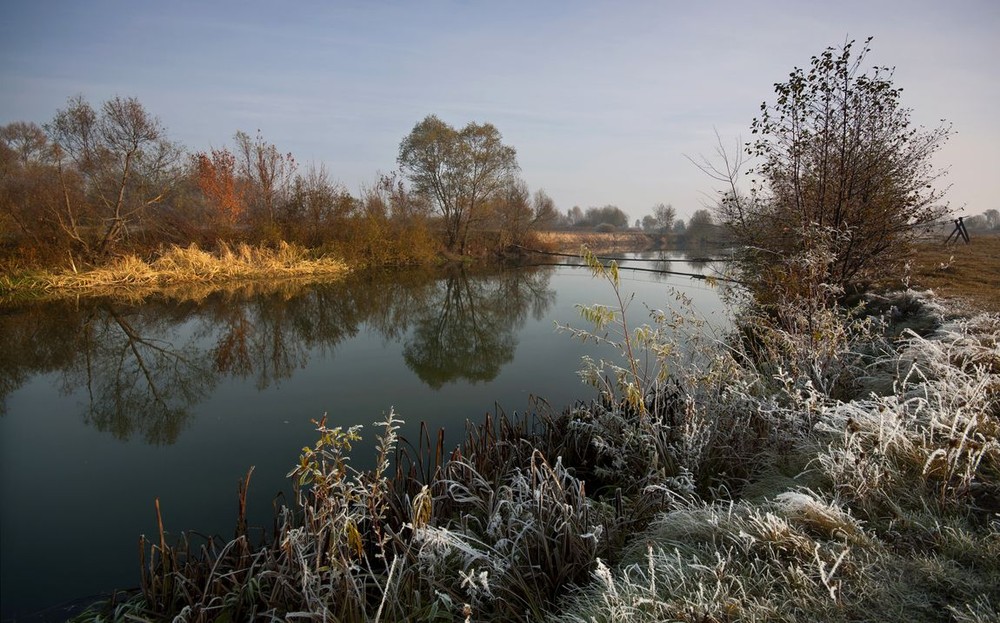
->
(72, 253), (999, 621)
(549, 308), (1000, 623)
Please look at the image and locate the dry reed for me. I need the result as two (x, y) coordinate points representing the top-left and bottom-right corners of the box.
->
(10, 242), (349, 300)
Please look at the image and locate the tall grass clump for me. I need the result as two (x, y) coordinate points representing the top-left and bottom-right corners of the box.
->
(134, 413), (404, 621)
(556, 247), (809, 499)
(23, 241), (350, 297)
(107, 401), (619, 622)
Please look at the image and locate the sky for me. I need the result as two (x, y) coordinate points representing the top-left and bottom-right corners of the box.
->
(1, 0), (998, 222)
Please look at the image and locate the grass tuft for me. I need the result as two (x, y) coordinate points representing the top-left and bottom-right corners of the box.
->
(3, 242), (350, 301)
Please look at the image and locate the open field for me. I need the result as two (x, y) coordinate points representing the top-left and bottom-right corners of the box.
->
(908, 233), (1000, 313)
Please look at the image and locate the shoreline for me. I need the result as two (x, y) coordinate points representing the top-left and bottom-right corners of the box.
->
(5, 232), (996, 312)
(61, 289), (1000, 622)
(0, 232), (664, 303)
(9, 258), (996, 621)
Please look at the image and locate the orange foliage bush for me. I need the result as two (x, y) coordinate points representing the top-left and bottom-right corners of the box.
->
(193, 148), (244, 226)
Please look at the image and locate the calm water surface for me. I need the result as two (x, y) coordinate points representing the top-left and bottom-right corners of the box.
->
(0, 254), (726, 617)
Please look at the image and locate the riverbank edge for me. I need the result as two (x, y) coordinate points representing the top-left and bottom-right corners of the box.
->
(57, 284), (1000, 622)
(0, 231), (671, 304)
(11, 236), (997, 621)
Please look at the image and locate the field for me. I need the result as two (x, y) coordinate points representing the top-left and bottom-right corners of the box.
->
(908, 233), (1000, 313)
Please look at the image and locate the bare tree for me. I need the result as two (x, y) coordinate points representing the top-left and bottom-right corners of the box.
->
(233, 130), (297, 227)
(650, 202), (676, 232)
(532, 189), (558, 227)
(491, 177), (532, 247)
(982, 209), (999, 231)
(48, 95), (182, 255)
(567, 206), (584, 227)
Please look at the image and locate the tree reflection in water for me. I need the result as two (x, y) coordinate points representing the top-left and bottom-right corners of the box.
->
(71, 304), (214, 444)
(404, 265), (555, 388)
(0, 264), (556, 444)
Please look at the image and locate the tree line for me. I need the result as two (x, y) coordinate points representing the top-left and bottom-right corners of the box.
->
(960, 209), (1000, 232)
(0, 102), (567, 266)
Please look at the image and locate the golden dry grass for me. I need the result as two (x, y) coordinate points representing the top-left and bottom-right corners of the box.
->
(534, 231), (657, 253)
(907, 233), (1000, 313)
(5, 242), (349, 301)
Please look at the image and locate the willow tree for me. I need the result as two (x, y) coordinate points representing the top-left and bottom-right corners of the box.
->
(398, 115), (519, 253)
(708, 38), (951, 302)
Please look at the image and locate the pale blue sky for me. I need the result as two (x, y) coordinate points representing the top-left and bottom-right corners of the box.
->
(2, 0), (997, 221)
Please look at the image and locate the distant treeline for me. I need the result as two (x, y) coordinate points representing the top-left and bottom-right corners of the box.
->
(1, 97), (732, 269)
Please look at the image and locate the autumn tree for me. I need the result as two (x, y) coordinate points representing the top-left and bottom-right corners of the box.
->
(487, 179), (558, 247)
(362, 171), (432, 224)
(488, 178), (529, 247)
(353, 171), (436, 263)
(398, 115), (519, 253)
(192, 148), (244, 228)
(283, 163), (356, 244)
(47, 95), (182, 255)
(704, 38), (951, 301)
(1, 121), (49, 166)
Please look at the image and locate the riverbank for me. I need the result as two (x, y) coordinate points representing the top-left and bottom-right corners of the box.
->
(63, 272), (999, 621)
(0, 232), (662, 304)
(0, 242), (350, 303)
(534, 230), (663, 254)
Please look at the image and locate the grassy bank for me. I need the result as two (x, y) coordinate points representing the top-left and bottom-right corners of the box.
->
(68, 250), (999, 622)
(534, 230), (662, 254)
(0, 242), (350, 302)
(906, 233), (1000, 313)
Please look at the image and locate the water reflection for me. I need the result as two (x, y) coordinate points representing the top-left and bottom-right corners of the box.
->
(0, 265), (556, 443)
(72, 304), (214, 444)
(404, 265), (556, 388)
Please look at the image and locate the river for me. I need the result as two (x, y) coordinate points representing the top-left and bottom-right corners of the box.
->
(0, 252), (726, 618)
